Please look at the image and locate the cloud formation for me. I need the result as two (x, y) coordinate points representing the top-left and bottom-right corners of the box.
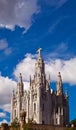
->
(0, 75), (16, 112)
(14, 53), (76, 85)
(0, 72), (30, 113)
(0, 112), (6, 117)
(0, 0), (40, 31)
(14, 53), (36, 81)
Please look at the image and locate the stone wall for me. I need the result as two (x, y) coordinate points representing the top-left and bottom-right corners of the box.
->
(0, 124), (67, 130)
(29, 124), (66, 130)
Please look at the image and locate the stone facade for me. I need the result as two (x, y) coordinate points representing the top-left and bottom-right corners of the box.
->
(11, 48), (69, 126)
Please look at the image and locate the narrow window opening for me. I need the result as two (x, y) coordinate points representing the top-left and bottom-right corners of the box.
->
(14, 109), (16, 117)
(42, 120), (45, 124)
(34, 103), (36, 112)
(42, 104), (44, 111)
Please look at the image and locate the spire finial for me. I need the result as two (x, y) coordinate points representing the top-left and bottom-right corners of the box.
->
(58, 72), (62, 81)
(19, 73), (22, 77)
(58, 72), (61, 76)
(37, 48), (42, 57)
(19, 73), (22, 81)
(20, 73), (21, 75)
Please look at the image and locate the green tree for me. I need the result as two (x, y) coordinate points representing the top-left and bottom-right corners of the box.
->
(66, 119), (76, 130)
(24, 119), (33, 130)
(11, 117), (20, 130)
(1, 123), (9, 130)
(71, 119), (76, 127)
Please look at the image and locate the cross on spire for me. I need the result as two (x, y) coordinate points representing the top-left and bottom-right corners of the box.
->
(37, 48), (42, 57)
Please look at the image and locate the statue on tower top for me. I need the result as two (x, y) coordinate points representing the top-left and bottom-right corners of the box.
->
(37, 48), (42, 57)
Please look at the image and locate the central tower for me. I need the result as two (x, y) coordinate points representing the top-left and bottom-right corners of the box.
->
(29, 48), (51, 124)
(35, 48), (45, 87)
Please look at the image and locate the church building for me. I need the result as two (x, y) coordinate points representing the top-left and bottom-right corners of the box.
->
(11, 48), (69, 126)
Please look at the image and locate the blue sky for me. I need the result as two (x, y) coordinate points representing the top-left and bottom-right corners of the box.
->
(0, 0), (76, 124)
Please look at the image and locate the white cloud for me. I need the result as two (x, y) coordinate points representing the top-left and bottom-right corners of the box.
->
(0, 39), (8, 50)
(0, 104), (11, 113)
(14, 53), (36, 81)
(0, 70), (30, 113)
(0, 75), (17, 112)
(14, 53), (76, 85)
(45, 58), (76, 85)
(0, 112), (6, 117)
(0, 0), (40, 31)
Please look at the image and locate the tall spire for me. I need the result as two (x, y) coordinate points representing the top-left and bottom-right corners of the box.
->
(56, 72), (63, 95)
(48, 74), (51, 85)
(18, 73), (22, 83)
(65, 88), (68, 99)
(12, 89), (14, 98)
(30, 75), (31, 86)
(35, 48), (45, 86)
(17, 73), (24, 95)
